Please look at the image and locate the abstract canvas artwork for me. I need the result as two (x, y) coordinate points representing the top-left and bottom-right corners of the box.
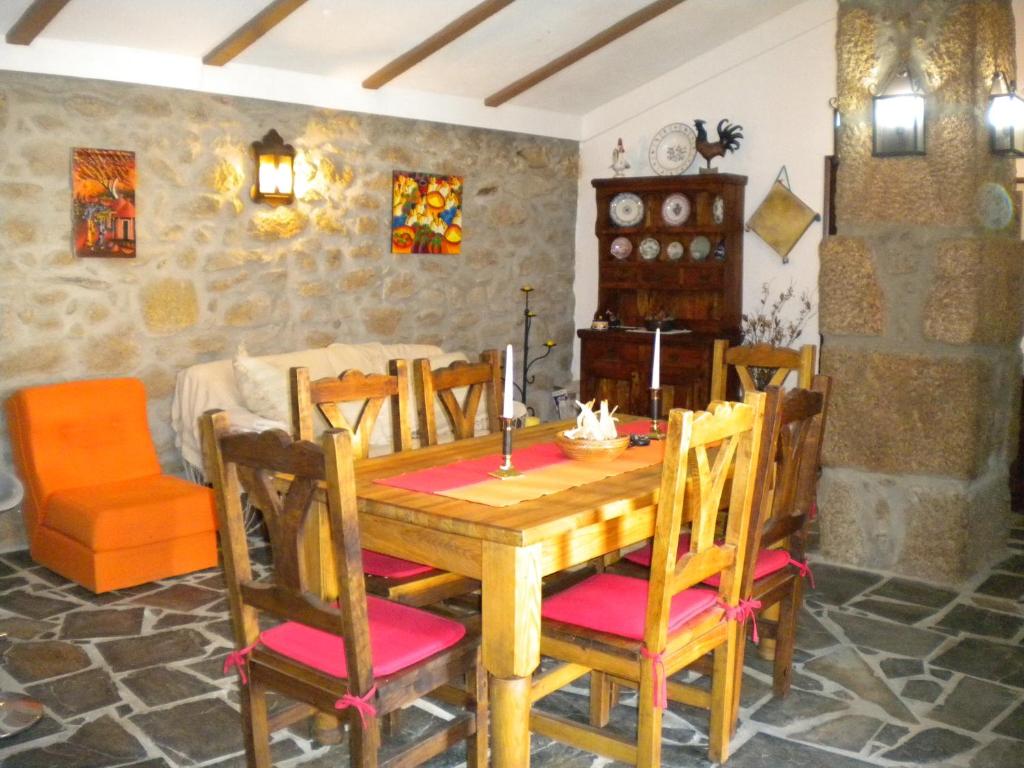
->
(72, 148), (136, 258)
(391, 170), (463, 254)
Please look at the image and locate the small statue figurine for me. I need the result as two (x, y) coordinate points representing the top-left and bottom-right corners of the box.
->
(610, 138), (630, 177)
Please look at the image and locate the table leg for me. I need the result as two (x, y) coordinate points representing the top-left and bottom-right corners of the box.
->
(482, 541), (542, 768)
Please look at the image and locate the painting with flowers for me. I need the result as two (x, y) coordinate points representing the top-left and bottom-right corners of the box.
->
(72, 147), (136, 258)
(391, 170), (463, 254)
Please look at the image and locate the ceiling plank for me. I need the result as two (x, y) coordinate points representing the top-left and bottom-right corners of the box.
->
(485, 0), (685, 108)
(203, 0), (308, 67)
(6, 0), (72, 45)
(363, 0), (515, 90)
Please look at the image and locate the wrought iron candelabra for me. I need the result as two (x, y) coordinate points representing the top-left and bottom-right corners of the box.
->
(514, 285), (556, 411)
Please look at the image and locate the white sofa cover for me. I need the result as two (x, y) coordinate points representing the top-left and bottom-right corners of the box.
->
(171, 341), (496, 472)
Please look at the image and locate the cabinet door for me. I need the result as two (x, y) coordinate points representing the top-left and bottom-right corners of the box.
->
(579, 338), (649, 416)
(660, 343), (711, 411)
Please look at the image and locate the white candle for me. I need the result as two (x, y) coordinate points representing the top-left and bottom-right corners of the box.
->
(651, 328), (661, 389)
(503, 344), (514, 418)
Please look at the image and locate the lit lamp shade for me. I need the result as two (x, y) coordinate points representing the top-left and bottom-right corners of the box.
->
(872, 69), (925, 157)
(251, 129), (295, 205)
(988, 86), (1024, 156)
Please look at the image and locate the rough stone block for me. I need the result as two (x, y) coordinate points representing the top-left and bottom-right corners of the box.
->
(819, 468), (1010, 582)
(821, 347), (990, 478)
(140, 278), (198, 334)
(819, 236), (884, 336)
(924, 237), (1024, 344)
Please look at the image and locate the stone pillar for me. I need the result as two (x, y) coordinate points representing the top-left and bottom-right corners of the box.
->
(819, 0), (1023, 583)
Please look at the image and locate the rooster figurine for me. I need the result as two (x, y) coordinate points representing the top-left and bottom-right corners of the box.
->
(694, 119), (744, 170)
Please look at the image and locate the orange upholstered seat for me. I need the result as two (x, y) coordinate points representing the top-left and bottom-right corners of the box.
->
(7, 377), (218, 593)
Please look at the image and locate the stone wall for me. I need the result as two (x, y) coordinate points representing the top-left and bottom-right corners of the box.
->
(819, 0), (1022, 583)
(0, 70), (579, 550)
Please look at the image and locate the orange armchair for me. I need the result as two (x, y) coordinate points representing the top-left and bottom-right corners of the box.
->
(6, 378), (218, 593)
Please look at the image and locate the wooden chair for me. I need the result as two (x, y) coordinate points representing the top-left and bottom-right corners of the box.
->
(530, 393), (774, 766)
(709, 339), (816, 402)
(290, 361), (412, 458)
(600, 380), (830, 729)
(740, 375), (830, 698)
(290, 363), (477, 608)
(414, 350), (501, 446)
(201, 414), (487, 768)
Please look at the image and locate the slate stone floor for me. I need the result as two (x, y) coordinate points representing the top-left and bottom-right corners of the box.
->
(1, 515), (1022, 767)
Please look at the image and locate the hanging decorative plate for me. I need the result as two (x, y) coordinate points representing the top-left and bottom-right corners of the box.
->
(648, 123), (697, 175)
(713, 195), (725, 224)
(690, 236), (711, 262)
(666, 241), (684, 260)
(661, 193), (691, 226)
(609, 192), (644, 226)
(639, 237), (660, 261)
(610, 236), (633, 260)
(745, 166), (821, 263)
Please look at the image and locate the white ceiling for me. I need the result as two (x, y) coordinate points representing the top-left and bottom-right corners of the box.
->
(0, 0), (806, 138)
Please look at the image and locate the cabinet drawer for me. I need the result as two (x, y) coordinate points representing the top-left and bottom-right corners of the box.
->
(584, 339), (643, 364)
(661, 345), (705, 368)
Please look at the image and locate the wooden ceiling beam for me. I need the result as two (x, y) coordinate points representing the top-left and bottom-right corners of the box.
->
(485, 0), (685, 108)
(6, 0), (72, 45)
(363, 0), (515, 90)
(203, 0), (308, 67)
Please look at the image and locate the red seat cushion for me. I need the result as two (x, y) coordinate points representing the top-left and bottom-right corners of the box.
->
(541, 573), (719, 640)
(623, 533), (692, 567)
(259, 595), (466, 678)
(704, 548), (791, 587)
(46, 475), (216, 550)
(361, 549), (435, 579)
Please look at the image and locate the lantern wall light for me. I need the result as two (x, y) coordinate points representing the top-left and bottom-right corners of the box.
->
(987, 71), (1024, 156)
(251, 129), (295, 205)
(872, 65), (926, 157)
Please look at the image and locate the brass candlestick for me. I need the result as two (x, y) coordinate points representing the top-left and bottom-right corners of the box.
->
(489, 417), (522, 478)
(648, 388), (665, 441)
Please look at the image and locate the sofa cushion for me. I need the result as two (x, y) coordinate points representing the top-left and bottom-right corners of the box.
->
(233, 343), (341, 425)
(46, 475), (216, 551)
(325, 342), (389, 376)
(9, 379), (162, 519)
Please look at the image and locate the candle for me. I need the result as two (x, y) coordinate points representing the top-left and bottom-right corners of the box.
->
(651, 328), (661, 389)
(503, 344), (514, 418)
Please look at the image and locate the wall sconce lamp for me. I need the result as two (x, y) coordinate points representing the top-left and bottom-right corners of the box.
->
(987, 71), (1024, 156)
(871, 65), (926, 157)
(251, 129), (295, 205)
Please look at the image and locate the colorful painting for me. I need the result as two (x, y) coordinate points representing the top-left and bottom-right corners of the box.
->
(72, 148), (136, 258)
(391, 170), (463, 254)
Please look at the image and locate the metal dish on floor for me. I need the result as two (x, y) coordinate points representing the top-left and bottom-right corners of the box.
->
(0, 692), (43, 739)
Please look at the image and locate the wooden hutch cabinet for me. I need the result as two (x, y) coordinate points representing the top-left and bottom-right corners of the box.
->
(578, 173), (747, 415)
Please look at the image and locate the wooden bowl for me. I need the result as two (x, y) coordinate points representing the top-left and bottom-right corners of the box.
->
(554, 431), (630, 462)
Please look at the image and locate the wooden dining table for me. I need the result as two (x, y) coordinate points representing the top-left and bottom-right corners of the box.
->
(316, 417), (665, 767)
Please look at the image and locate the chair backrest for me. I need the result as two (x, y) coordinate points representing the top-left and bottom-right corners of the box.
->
(201, 412), (374, 696)
(644, 391), (774, 652)
(747, 376), (831, 588)
(709, 340), (816, 402)
(6, 378), (162, 537)
(289, 360), (412, 459)
(414, 349), (501, 446)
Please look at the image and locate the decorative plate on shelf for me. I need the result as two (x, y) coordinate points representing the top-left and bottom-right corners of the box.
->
(666, 241), (684, 260)
(661, 193), (691, 226)
(609, 192), (644, 226)
(713, 195), (725, 224)
(690, 235), (711, 262)
(610, 236), (633, 260)
(639, 237), (660, 261)
(649, 122), (697, 175)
